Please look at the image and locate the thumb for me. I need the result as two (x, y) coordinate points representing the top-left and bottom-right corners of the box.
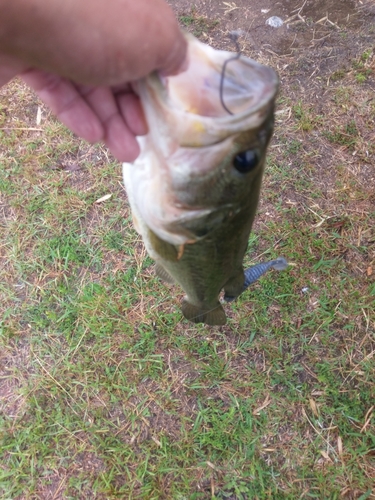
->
(157, 32), (189, 77)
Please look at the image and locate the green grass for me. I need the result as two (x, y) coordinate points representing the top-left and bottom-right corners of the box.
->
(1, 40), (375, 500)
(179, 9), (219, 37)
(352, 48), (373, 83)
(292, 101), (322, 132)
(324, 120), (359, 149)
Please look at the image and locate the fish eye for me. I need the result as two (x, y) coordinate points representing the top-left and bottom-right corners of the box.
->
(233, 150), (259, 173)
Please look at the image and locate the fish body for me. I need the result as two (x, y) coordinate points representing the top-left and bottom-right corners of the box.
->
(123, 34), (280, 325)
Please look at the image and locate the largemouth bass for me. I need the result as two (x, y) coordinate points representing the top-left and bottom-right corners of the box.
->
(123, 34), (281, 325)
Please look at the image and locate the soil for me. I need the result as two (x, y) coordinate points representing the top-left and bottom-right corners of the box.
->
(169, 0), (374, 61)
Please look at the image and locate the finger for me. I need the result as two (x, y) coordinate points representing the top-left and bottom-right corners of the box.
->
(80, 86), (140, 161)
(117, 92), (148, 136)
(158, 41), (189, 77)
(104, 114), (140, 162)
(150, 2), (188, 77)
(21, 69), (104, 142)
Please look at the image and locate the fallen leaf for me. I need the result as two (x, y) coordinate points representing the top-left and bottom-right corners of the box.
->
(253, 395), (271, 415)
(309, 398), (319, 417)
(320, 450), (332, 462)
(36, 106), (42, 126)
(95, 194), (112, 204)
(206, 461), (219, 471)
(337, 436), (343, 456)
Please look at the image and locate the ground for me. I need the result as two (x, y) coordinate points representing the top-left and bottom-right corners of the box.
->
(0, 0), (374, 498)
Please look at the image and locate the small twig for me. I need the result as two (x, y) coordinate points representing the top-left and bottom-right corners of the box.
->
(311, 33), (332, 43)
(326, 17), (340, 29)
(0, 127), (43, 131)
(284, 13), (298, 23)
(207, 461), (220, 472)
(342, 350), (375, 385)
(222, 2), (239, 15)
(360, 406), (374, 433)
(290, 0), (307, 14)
(252, 394), (271, 415)
(288, 19), (304, 27)
(303, 408), (338, 458)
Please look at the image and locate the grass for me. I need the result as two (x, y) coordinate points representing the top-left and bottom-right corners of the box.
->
(179, 8), (219, 38)
(352, 49), (374, 84)
(292, 101), (322, 132)
(1, 20), (375, 500)
(324, 120), (359, 150)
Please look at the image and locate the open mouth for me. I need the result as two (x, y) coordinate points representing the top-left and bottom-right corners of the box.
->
(164, 34), (278, 118)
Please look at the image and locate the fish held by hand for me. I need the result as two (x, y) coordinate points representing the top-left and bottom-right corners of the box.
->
(123, 34), (282, 325)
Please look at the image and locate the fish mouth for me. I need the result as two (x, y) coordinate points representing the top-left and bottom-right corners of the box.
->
(136, 33), (279, 150)
(165, 33), (277, 119)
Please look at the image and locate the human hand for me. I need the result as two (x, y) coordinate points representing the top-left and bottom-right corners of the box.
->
(0, 0), (187, 161)
(21, 72), (149, 162)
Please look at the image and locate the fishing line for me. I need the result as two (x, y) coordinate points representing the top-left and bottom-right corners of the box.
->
(220, 31), (242, 115)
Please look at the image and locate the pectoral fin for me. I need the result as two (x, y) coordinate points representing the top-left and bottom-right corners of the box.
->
(148, 229), (179, 262)
(181, 299), (226, 325)
(166, 204), (239, 240)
